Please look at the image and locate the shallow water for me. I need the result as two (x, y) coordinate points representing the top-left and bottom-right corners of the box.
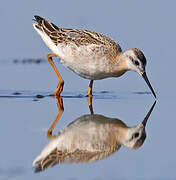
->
(0, 60), (175, 180)
(1, 0), (176, 179)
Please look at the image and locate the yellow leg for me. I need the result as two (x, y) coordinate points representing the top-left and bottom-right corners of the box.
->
(47, 53), (64, 97)
(88, 80), (93, 97)
(47, 96), (64, 139)
(88, 80), (94, 114)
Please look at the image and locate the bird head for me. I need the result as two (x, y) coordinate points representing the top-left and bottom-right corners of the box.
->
(123, 123), (146, 149)
(120, 101), (156, 149)
(122, 48), (156, 98)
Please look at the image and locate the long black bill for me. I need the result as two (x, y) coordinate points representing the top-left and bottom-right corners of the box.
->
(142, 101), (156, 127)
(142, 72), (156, 98)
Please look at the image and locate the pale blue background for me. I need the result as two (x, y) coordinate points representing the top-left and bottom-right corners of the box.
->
(0, 0), (175, 180)
(0, 0), (175, 94)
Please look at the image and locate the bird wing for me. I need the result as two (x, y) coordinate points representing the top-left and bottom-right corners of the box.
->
(34, 16), (122, 62)
(34, 148), (117, 172)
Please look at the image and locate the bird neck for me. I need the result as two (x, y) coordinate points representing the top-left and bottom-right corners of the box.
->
(110, 56), (129, 77)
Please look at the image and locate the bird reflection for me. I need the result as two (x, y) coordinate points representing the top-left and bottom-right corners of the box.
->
(33, 97), (156, 172)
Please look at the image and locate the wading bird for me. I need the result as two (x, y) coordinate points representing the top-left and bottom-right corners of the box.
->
(33, 16), (156, 98)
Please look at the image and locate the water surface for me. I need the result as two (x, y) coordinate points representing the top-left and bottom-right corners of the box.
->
(0, 60), (175, 180)
(0, 1), (176, 179)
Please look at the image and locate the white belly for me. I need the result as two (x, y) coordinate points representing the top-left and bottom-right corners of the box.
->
(56, 44), (114, 80)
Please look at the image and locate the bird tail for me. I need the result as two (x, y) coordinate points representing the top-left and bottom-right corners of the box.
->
(33, 15), (44, 26)
(33, 15), (59, 33)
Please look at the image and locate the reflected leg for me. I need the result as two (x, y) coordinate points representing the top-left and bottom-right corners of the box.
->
(47, 53), (64, 97)
(88, 95), (94, 115)
(47, 96), (64, 139)
(88, 80), (93, 97)
(88, 80), (94, 114)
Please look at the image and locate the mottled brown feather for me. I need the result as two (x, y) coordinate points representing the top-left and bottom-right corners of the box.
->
(34, 147), (118, 172)
(35, 17), (122, 63)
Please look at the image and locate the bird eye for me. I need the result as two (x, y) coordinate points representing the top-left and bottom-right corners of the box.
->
(134, 132), (139, 138)
(134, 60), (139, 66)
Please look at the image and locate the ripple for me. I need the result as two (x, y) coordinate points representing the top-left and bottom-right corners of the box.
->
(0, 90), (49, 99)
(0, 90), (153, 100)
(133, 91), (152, 95)
(13, 58), (46, 65)
(0, 58), (46, 65)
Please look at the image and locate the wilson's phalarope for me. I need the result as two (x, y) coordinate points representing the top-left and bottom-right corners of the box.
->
(33, 16), (156, 98)
(33, 97), (156, 172)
